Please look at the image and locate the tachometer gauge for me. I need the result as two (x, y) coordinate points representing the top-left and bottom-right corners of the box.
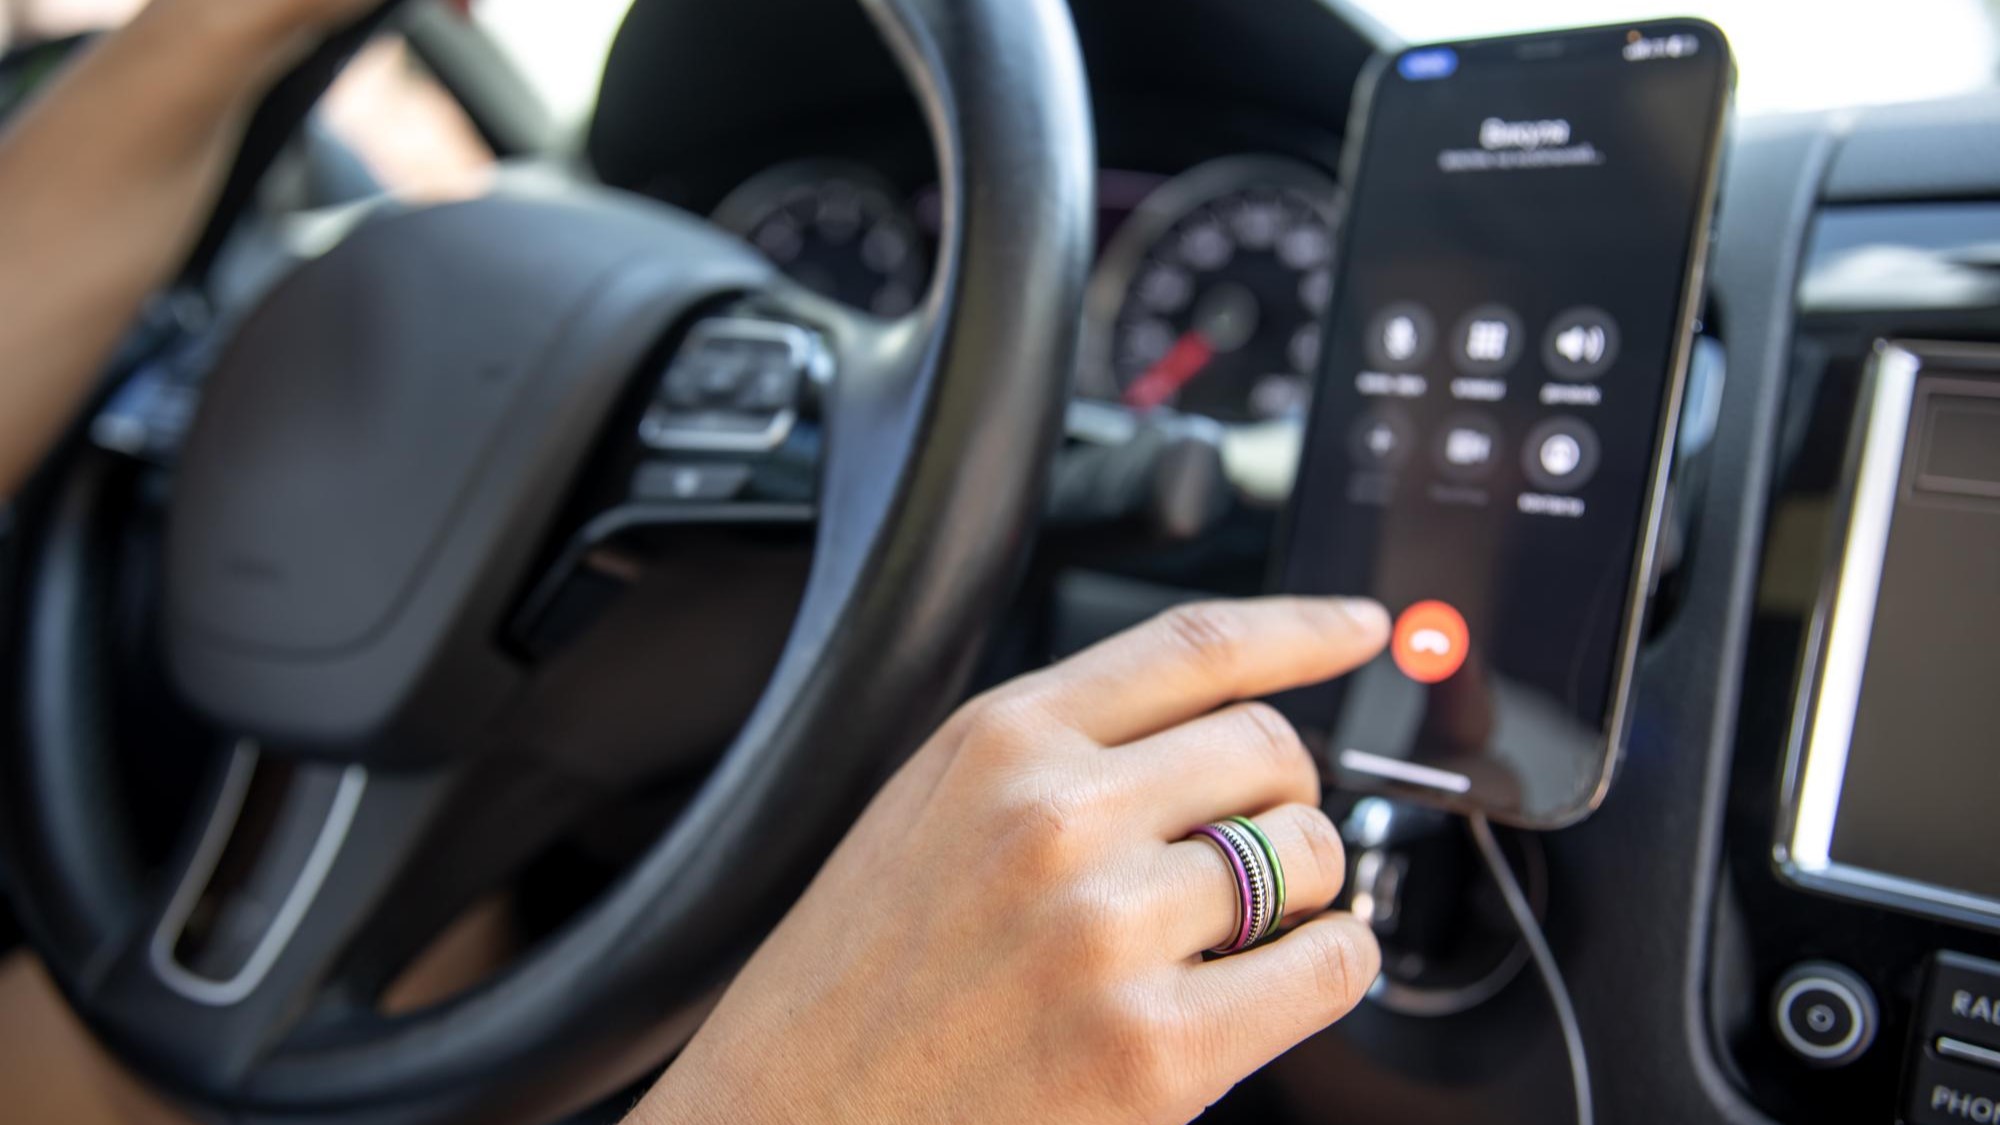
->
(713, 159), (929, 317)
(1082, 157), (1341, 423)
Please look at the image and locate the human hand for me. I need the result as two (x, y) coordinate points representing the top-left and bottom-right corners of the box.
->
(633, 597), (1390, 1125)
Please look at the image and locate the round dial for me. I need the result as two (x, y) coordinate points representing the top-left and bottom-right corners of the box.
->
(1083, 157), (1341, 424)
(713, 160), (929, 317)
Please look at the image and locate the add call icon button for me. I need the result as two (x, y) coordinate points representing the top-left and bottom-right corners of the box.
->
(1392, 600), (1470, 685)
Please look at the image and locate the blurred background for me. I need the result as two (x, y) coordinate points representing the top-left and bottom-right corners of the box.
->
(1, 0), (1996, 188)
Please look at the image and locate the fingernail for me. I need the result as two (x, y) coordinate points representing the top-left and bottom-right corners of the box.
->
(1331, 598), (1390, 638)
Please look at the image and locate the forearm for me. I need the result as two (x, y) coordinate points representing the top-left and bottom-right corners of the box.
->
(0, 3), (314, 495)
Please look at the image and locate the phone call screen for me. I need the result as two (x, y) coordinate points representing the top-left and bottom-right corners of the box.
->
(1277, 23), (1728, 826)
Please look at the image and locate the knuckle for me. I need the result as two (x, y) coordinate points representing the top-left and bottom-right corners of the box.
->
(1054, 883), (1145, 972)
(1292, 807), (1348, 897)
(1236, 702), (1311, 775)
(993, 778), (1093, 876)
(1082, 987), (1185, 1102)
(1156, 601), (1250, 679)
(959, 688), (1056, 759)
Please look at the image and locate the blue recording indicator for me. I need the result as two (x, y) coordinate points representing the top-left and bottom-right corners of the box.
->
(1399, 47), (1458, 81)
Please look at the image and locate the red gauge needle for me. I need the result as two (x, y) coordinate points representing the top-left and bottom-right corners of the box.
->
(1122, 331), (1215, 410)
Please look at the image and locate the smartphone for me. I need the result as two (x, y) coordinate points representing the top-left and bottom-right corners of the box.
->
(1275, 21), (1733, 828)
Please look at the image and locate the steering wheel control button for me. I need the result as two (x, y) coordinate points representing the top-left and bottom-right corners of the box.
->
(1392, 600), (1470, 685)
(1521, 416), (1602, 493)
(632, 462), (753, 504)
(1926, 953), (2000, 1053)
(641, 318), (827, 453)
(1449, 303), (1524, 377)
(1433, 412), (1502, 481)
(1366, 302), (1436, 370)
(1772, 961), (1878, 1067)
(1540, 306), (1620, 380)
(1909, 1053), (2000, 1125)
(1349, 406), (1415, 471)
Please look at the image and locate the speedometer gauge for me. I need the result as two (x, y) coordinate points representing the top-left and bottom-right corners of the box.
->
(713, 159), (929, 317)
(1082, 157), (1341, 423)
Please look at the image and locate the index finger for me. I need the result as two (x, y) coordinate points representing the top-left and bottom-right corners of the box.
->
(1021, 597), (1389, 746)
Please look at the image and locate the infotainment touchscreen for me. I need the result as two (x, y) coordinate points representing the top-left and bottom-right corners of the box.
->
(1781, 343), (2000, 929)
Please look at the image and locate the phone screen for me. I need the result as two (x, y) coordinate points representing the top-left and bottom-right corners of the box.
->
(1276, 22), (1731, 827)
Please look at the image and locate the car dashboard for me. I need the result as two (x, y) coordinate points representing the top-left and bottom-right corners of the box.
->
(584, 4), (2000, 1124)
(38, 1), (2000, 1122)
(590, 0), (1370, 427)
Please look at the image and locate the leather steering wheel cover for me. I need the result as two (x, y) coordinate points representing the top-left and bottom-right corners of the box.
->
(9, 0), (1093, 1119)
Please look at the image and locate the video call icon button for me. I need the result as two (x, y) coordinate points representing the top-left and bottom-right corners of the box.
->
(1450, 304), (1524, 376)
(1522, 416), (1601, 492)
(1365, 302), (1436, 370)
(1542, 306), (1620, 380)
(1433, 412), (1502, 480)
(1393, 600), (1470, 685)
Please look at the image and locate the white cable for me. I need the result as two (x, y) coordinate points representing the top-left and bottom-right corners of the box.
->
(1468, 813), (1594, 1125)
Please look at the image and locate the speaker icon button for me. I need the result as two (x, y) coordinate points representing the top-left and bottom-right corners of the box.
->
(1541, 306), (1619, 380)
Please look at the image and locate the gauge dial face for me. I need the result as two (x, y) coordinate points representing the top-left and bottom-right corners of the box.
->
(713, 160), (929, 317)
(1084, 158), (1341, 424)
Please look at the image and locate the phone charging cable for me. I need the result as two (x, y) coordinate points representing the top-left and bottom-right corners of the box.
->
(1467, 812), (1594, 1125)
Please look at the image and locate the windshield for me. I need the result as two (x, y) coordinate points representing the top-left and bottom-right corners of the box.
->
(1349, 0), (2000, 114)
(473, 0), (631, 132)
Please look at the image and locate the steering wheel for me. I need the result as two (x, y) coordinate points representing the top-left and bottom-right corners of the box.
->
(0, 0), (1093, 1120)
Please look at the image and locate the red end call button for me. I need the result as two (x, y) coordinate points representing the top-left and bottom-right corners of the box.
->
(1392, 600), (1469, 684)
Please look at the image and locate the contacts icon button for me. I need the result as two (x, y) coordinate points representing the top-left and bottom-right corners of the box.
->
(1392, 600), (1470, 685)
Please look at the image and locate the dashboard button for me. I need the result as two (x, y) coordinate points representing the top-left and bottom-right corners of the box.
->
(1940, 1037), (2000, 1072)
(1908, 1052), (2000, 1125)
(1449, 304), (1524, 377)
(632, 461), (753, 503)
(1927, 952), (2000, 1052)
(1522, 416), (1601, 492)
(1541, 306), (1620, 380)
(1392, 600), (1469, 685)
(1772, 961), (1877, 1067)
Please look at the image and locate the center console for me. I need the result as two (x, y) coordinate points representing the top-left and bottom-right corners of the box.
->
(1054, 87), (2000, 1125)
(1717, 184), (2000, 1124)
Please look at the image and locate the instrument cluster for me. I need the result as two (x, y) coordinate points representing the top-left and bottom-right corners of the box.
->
(714, 154), (1343, 428)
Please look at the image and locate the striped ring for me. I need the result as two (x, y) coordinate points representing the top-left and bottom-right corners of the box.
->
(1211, 821), (1273, 946)
(1188, 819), (1281, 954)
(1189, 825), (1255, 953)
(1227, 815), (1286, 928)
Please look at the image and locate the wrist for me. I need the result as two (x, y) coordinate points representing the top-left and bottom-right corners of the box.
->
(625, 1065), (729, 1125)
(128, 0), (342, 93)
(628, 1049), (797, 1125)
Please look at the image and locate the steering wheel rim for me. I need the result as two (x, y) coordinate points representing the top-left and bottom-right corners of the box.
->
(1, 0), (1094, 1120)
